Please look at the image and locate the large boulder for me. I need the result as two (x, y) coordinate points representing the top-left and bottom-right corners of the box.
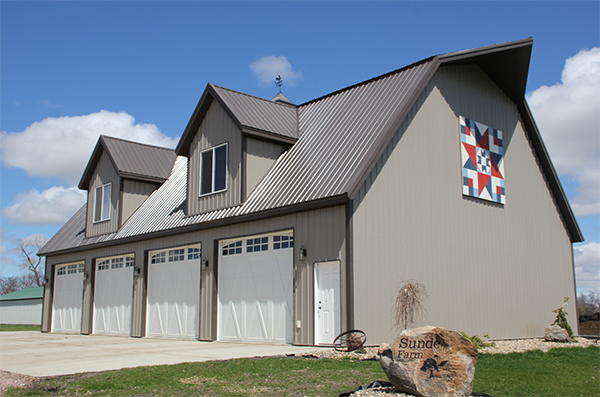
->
(544, 324), (571, 343)
(379, 326), (478, 397)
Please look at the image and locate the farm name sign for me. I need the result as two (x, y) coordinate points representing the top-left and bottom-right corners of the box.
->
(396, 337), (441, 359)
(379, 326), (479, 397)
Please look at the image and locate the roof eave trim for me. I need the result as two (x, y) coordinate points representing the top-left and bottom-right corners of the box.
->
(242, 127), (298, 145)
(78, 137), (108, 190)
(519, 100), (583, 243)
(40, 194), (349, 257)
(347, 58), (442, 199)
(176, 86), (216, 156)
(0, 297), (43, 302)
(178, 83), (259, 157)
(438, 37), (534, 63)
(118, 172), (166, 184)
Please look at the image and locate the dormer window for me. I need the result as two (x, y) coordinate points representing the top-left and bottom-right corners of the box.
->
(200, 143), (228, 196)
(94, 182), (112, 222)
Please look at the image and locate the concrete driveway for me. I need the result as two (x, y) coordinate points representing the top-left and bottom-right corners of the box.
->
(0, 332), (326, 377)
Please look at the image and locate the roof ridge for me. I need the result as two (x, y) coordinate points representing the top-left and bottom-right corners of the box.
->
(210, 83), (298, 109)
(101, 135), (175, 152)
(299, 56), (436, 108)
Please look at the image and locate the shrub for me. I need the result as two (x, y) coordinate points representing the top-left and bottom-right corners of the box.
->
(459, 332), (496, 349)
(394, 279), (428, 331)
(552, 297), (574, 339)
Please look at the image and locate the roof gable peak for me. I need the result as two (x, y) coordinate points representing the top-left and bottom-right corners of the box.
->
(78, 135), (176, 189)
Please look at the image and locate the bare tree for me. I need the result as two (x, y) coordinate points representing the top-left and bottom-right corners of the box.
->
(13, 234), (48, 287)
(394, 279), (428, 331)
(578, 292), (600, 318)
(0, 273), (40, 295)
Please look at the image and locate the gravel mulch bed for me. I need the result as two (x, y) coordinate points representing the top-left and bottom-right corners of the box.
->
(0, 371), (34, 397)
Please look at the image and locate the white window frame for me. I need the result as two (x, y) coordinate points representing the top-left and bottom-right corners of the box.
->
(199, 143), (228, 197)
(96, 254), (134, 271)
(149, 244), (201, 265)
(93, 182), (112, 223)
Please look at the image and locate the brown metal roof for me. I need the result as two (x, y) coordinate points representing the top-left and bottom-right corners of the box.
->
(176, 83), (298, 156)
(38, 204), (112, 255)
(78, 136), (176, 189)
(211, 84), (298, 140)
(41, 38), (583, 256)
(240, 59), (439, 214)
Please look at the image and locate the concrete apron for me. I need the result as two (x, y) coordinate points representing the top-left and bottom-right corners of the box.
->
(0, 332), (326, 377)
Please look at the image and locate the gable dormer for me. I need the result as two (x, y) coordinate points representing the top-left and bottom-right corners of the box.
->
(79, 136), (176, 238)
(176, 83), (298, 216)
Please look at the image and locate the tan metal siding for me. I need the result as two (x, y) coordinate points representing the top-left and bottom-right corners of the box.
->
(351, 65), (576, 344)
(43, 205), (347, 344)
(188, 101), (242, 215)
(121, 180), (158, 225)
(188, 205), (347, 344)
(41, 281), (52, 332)
(87, 153), (119, 237)
(245, 138), (286, 198)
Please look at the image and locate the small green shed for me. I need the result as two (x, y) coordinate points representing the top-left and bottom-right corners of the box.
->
(0, 287), (44, 325)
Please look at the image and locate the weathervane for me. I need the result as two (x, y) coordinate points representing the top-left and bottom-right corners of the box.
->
(274, 75), (284, 93)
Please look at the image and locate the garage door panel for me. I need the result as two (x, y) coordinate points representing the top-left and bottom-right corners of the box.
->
(52, 264), (84, 333)
(220, 301), (242, 339)
(94, 260), (133, 336)
(218, 232), (293, 344)
(246, 300), (269, 341)
(146, 245), (201, 339)
(147, 302), (165, 335)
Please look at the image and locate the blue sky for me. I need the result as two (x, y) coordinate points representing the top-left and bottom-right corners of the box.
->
(1, 1), (598, 294)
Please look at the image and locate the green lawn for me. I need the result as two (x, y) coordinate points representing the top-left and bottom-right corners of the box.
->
(0, 324), (40, 332)
(5, 346), (599, 397)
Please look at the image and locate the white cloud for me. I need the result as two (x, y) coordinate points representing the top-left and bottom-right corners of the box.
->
(527, 47), (600, 217)
(250, 55), (303, 86)
(574, 242), (600, 291)
(0, 110), (178, 185)
(3, 186), (86, 226)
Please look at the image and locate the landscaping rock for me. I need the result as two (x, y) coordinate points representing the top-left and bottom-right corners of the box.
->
(379, 326), (478, 397)
(544, 324), (571, 343)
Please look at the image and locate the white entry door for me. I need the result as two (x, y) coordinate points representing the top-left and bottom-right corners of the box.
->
(52, 262), (84, 333)
(93, 255), (134, 336)
(146, 245), (201, 339)
(315, 261), (340, 345)
(218, 232), (294, 344)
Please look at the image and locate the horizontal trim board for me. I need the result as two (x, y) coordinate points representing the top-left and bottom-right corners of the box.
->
(43, 194), (349, 258)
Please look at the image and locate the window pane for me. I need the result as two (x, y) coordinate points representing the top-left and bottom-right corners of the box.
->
(214, 145), (227, 192)
(201, 150), (213, 195)
(102, 184), (111, 220)
(94, 187), (103, 222)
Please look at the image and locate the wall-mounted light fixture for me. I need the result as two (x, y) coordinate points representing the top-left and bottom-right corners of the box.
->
(298, 246), (307, 261)
(134, 267), (141, 276)
(202, 257), (209, 269)
(42, 278), (49, 286)
(83, 272), (89, 281)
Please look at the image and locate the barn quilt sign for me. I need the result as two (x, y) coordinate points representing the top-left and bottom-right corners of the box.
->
(460, 116), (505, 204)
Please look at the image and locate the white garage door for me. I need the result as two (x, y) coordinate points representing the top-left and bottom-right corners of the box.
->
(93, 254), (134, 336)
(52, 262), (84, 333)
(146, 245), (201, 339)
(218, 231), (294, 344)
